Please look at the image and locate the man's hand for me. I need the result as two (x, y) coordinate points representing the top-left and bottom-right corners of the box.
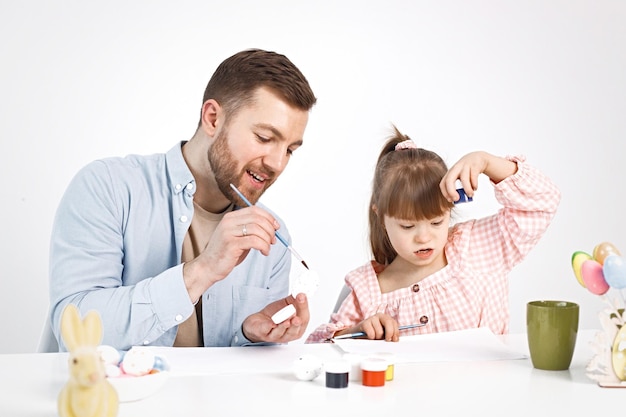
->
(183, 206), (281, 302)
(242, 293), (310, 343)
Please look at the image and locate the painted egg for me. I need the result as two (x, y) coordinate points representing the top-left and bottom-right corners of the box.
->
(593, 242), (621, 265)
(571, 251), (592, 288)
(120, 347), (156, 376)
(581, 259), (610, 295)
(603, 254), (626, 289)
(611, 324), (626, 380)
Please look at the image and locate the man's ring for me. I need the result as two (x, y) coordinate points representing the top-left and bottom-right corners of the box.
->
(242, 224), (247, 237)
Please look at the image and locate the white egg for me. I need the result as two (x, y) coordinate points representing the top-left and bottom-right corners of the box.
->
(292, 354), (323, 381)
(291, 270), (320, 298)
(104, 363), (122, 377)
(97, 345), (121, 366)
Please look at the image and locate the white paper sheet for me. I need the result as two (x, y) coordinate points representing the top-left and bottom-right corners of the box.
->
(334, 327), (527, 363)
(143, 328), (526, 376)
(145, 342), (344, 376)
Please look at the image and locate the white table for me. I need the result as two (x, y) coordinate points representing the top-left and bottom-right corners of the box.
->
(1, 330), (622, 417)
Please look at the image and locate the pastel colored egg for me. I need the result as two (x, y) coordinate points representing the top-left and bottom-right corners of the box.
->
(581, 259), (610, 295)
(611, 324), (626, 380)
(571, 251), (592, 287)
(593, 242), (621, 265)
(603, 254), (626, 289)
(153, 356), (171, 372)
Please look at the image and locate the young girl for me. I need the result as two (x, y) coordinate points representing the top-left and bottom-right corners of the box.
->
(305, 126), (561, 343)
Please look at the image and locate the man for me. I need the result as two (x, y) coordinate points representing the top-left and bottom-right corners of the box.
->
(49, 49), (317, 350)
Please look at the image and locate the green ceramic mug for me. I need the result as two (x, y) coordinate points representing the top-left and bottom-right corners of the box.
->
(526, 300), (579, 370)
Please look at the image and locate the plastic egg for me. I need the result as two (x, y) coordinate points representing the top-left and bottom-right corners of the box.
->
(292, 354), (323, 381)
(603, 254), (626, 289)
(571, 251), (592, 288)
(593, 242), (621, 265)
(581, 259), (610, 295)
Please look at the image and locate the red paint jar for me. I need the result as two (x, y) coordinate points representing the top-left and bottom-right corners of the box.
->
(361, 358), (388, 387)
(373, 352), (395, 381)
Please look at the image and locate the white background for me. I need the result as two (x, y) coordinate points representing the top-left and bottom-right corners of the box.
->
(1, 0), (624, 353)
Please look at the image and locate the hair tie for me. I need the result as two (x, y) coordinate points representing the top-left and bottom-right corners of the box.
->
(394, 139), (417, 151)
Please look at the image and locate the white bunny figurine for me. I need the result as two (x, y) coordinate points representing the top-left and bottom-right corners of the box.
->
(57, 304), (119, 417)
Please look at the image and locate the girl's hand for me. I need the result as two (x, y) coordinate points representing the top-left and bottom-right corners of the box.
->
(440, 151), (518, 203)
(336, 313), (400, 342)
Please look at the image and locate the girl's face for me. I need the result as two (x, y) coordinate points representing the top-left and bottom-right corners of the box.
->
(383, 210), (451, 269)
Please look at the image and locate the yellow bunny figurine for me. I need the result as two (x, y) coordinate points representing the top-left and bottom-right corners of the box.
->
(57, 304), (119, 417)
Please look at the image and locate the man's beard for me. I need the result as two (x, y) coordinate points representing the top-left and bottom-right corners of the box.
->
(207, 128), (273, 206)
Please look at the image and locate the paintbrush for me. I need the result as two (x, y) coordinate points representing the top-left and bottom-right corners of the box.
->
(332, 323), (427, 340)
(229, 183), (309, 270)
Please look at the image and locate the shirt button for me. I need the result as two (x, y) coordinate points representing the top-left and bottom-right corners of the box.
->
(143, 340), (150, 345)
(175, 184), (182, 191)
(412, 284), (420, 293)
(179, 215), (188, 223)
(419, 315), (429, 325)
(185, 183), (193, 190)
(175, 314), (183, 322)
(234, 336), (239, 344)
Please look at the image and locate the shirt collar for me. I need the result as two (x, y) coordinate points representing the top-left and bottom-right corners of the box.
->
(166, 141), (196, 195)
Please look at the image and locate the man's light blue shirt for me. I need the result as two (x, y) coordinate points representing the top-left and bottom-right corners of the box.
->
(49, 142), (292, 350)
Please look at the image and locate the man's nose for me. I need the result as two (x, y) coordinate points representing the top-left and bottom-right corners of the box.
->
(263, 147), (288, 173)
